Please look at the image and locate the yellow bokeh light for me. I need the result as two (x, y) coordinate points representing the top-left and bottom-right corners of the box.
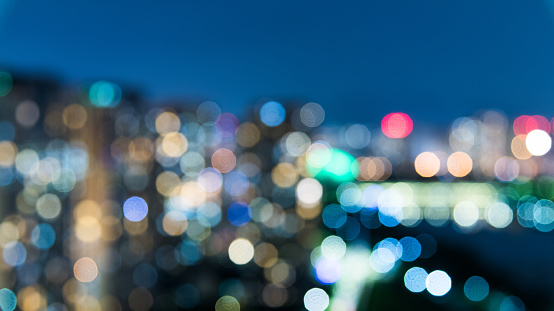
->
(18, 286), (46, 311)
(237, 122), (261, 148)
(129, 137), (154, 162)
(414, 152), (440, 177)
(511, 135), (532, 160)
(0, 141), (17, 167)
(74, 257), (98, 283)
(75, 216), (102, 243)
(180, 181), (206, 207)
(357, 157), (392, 181)
(62, 103), (88, 129)
(79, 295), (102, 311)
(254, 242), (278, 268)
(161, 132), (188, 157)
(0, 221), (19, 246)
(272, 162), (298, 188)
(155, 171), (181, 196)
(447, 151), (472, 177)
(162, 211), (188, 236)
(296, 201), (322, 220)
(74, 200), (102, 219)
(155, 111), (181, 135)
(228, 238), (254, 265)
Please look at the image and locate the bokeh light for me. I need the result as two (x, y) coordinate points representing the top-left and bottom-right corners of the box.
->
(404, 267), (428, 293)
(73, 257), (98, 283)
(399, 237), (421, 262)
(381, 113), (413, 138)
(212, 148), (236, 173)
(304, 288), (329, 311)
(215, 295), (240, 311)
(260, 101), (286, 127)
(426, 270), (451, 296)
(415, 152), (440, 177)
(123, 197), (148, 222)
(447, 151), (472, 177)
(89, 80), (121, 108)
(464, 276), (489, 302)
(228, 238), (254, 265)
(300, 102), (325, 127)
(0, 288), (17, 311)
(525, 129), (551, 156)
(227, 202), (252, 226)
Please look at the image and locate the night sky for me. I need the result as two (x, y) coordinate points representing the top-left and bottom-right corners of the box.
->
(2, 0), (554, 124)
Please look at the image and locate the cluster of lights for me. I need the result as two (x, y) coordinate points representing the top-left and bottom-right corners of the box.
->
(0, 70), (551, 310)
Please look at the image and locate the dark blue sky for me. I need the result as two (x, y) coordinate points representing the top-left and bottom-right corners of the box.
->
(2, 0), (554, 124)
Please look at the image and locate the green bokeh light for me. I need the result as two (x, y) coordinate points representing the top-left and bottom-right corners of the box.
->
(306, 148), (359, 184)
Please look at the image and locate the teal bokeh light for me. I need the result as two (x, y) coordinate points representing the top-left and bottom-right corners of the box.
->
(89, 81), (121, 108)
(306, 148), (359, 184)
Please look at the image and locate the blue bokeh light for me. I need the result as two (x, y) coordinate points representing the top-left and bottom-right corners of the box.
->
(179, 240), (202, 265)
(260, 101), (286, 127)
(464, 276), (489, 302)
(123, 196), (148, 222)
(404, 267), (428, 293)
(322, 204), (347, 229)
(224, 171), (250, 196)
(315, 258), (342, 284)
(336, 216), (360, 241)
(0, 288), (17, 311)
(31, 223), (56, 250)
(399, 236), (421, 262)
(2, 241), (26, 267)
(227, 202), (252, 226)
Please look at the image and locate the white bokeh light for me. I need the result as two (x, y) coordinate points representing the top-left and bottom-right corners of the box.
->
(304, 288), (329, 311)
(525, 130), (551, 156)
(426, 270), (452, 296)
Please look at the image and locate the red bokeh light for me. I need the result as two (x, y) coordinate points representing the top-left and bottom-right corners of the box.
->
(513, 115), (550, 136)
(381, 112), (413, 138)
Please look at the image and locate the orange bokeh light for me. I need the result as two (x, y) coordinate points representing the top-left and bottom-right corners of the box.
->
(447, 151), (472, 177)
